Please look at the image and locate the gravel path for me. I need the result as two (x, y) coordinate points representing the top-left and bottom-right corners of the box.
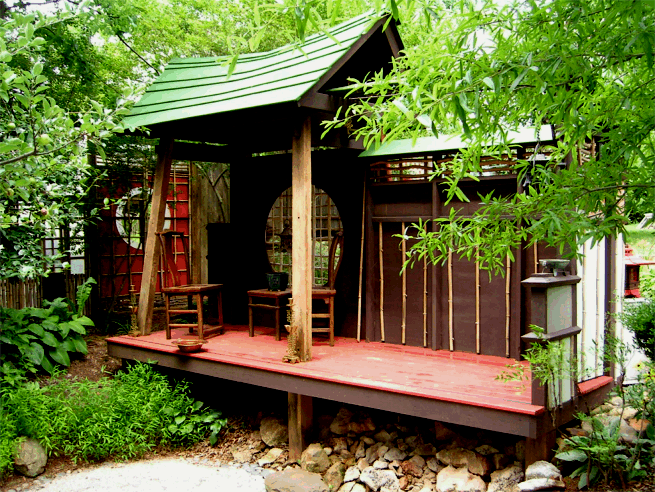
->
(7, 459), (274, 492)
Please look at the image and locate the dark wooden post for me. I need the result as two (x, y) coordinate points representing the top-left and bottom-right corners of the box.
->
(137, 138), (174, 335)
(292, 113), (312, 361)
(288, 393), (313, 461)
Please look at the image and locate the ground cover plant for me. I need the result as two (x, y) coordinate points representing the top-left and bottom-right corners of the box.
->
(0, 361), (227, 478)
(0, 278), (95, 384)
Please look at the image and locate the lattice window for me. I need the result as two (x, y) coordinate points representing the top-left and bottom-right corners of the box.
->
(266, 186), (342, 287)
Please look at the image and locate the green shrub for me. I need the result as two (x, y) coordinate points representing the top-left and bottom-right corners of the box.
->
(0, 278), (96, 381)
(0, 362), (227, 477)
(640, 268), (655, 299)
(621, 300), (655, 362)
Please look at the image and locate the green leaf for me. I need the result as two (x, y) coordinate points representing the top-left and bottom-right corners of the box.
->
(49, 345), (70, 366)
(41, 331), (59, 347)
(509, 68), (529, 92)
(175, 416), (186, 425)
(70, 336), (87, 354)
(40, 356), (55, 374)
(192, 401), (204, 412)
(26, 342), (44, 365)
(28, 323), (45, 337)
(67, 319), (87, 334)
(482, 77), (495, 90)
(578, 470), (588, 489)
(556, 449), (587, 462)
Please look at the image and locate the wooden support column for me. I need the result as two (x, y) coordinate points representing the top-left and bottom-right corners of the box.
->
(525, 430), (557, 465)
(137, 138), (174, 335)
(288, 392), (313, 461)
(292, 113), (312, 361)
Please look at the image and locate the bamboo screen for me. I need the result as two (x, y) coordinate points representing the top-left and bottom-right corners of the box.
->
(266, 186), (342, 287)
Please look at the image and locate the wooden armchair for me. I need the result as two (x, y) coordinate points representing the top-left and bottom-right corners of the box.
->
(157, 230), (223, 340)
(312, 231), (344, 346)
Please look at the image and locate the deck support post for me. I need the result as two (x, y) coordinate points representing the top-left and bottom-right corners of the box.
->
(292, 112), (312, 361)
(524, 430), (557, 465)
(288, 392), (313, 461)
(137, 137), (174, 335)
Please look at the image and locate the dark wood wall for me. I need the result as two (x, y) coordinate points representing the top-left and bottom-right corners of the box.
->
(208, 150), (568, 358)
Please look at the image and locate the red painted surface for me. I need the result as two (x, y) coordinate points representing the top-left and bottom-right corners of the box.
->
(108, 327), (545, 416)
(577, 376), (613, 395)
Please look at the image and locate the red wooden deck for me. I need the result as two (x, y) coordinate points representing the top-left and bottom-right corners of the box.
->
(108, 325), (550, 437)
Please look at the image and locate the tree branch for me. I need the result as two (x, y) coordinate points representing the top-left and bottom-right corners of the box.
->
(117, 33), (160, 76)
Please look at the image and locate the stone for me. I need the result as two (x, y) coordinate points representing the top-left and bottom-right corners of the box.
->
(385, 447), (408, 462)
(261, 417), (289, 447)
(436, 466), (487, 492)
(517, 478), (565, 491)
(258, 448), (284, 466)
(301, 443), (331, 474)
(324, 462), (347, 491)
(436, 448), (492, 477)
(617, 419), (639, 443)
(324, 447), (333, 456)
(351, 485), (366, 492)
(610, 396), (623, 407)
(354, 441), (367, 459)
(375, 430), (393, 443)
(350, 417), (376, 434)
(524, 461), (561, 481)
(398, 475), (410, 490)
(231, 448), (253, 462)
(360, 466), (401, 491)
(344, 466), (360, 482)
(474, 445), (498, 456)
(622, 407), (638, 420)
(427, 457), (442, 473)
(405, 436), (419, 448)
(628, 417), (651, 434)
(401, 459), (423, 478)
(492, 454), (510, 470)
(338, 483), (356, 492)
(487, 464), (524, 492)
(362, 436), (376, 446)
(434, 422), (458, 441)
(409, 455), (425, 468)
(375, 460), (390, 469)
(264, 468), (329, 492)
(412, 444), (438, 456)
(357, 457), (370, 471)
(331, 408), (355, 435)
(13, 438), (47, 478)
(333, 437), (349, 454)
(330, 455), (341, 465)
(366, 443), (389, 463)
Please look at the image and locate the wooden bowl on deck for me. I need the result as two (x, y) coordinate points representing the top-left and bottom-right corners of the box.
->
(172, 337), (207, 353)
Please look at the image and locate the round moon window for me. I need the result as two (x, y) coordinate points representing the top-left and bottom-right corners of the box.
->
(266, 186), (342, 286)
(115, 187), (171, 250)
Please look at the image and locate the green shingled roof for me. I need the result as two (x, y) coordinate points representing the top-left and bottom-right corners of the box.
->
(123, 12), (381, 130)
(359, 126), (554, 158)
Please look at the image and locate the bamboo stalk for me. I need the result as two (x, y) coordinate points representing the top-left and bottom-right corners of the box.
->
(448, 249), (453, 351)
(595, 242), (602, 375)
(505, 253), (511, 358)
(357, 181), (366, 342)
(533, 242), (538, 274)
(475, 246), (480, 354)
(379, 222), (385, 342)
(401, 222), (407, 345)
(423, 254), (428, 348)
(581, 243), (587, 377)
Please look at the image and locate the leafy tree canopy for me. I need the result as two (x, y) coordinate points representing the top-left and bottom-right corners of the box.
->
(324, 0), (655, 273)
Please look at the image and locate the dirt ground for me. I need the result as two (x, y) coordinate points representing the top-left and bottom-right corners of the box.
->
(2, 334), (653, 492)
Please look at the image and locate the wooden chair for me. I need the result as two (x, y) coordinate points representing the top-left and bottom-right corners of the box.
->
(312, 231), (344, 346)
(157, 230), (223, 340)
